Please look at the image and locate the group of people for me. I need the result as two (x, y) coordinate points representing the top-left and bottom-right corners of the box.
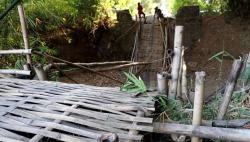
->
(137, 2), (164, 23)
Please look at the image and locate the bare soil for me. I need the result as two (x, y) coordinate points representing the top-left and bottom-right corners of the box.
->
(59, 15), (250, 97)
(59, 70), (126, 87)
(185, 14), (250, 97)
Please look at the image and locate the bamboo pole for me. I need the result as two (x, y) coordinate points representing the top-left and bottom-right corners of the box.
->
(153, 122), (250, 142)
(0, 49), (31, 55)
(127, 110), (144, 142)
(33, 51), (124, 84)
(192, 71), (205, 142)
(94, 62), (150, 72)
(181, 61), (188, 101)
(18, 4), (32, 65)
(0, 69), (30, 75)
(217, 59), (243, 120)
(0, 0), (21, 20)
(169, 26), (184, 99)
(23, 63), (31, 71)
(33, 65), (48, 81)
(43, 61), (133, 71)
(177, 47), (185, 98)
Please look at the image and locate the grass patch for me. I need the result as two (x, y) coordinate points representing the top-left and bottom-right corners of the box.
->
(154, 91), (250, 123)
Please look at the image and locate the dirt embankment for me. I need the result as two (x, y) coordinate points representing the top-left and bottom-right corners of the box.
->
(185, 15), (250, 96)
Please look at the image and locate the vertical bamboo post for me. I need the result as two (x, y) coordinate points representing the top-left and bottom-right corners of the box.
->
(18, 4), (32, 65)
(127, 110), (144, 142)
(192, 71), (205, 142)
(177, 47), (185, 98)
(34, 64), (48, 81)
(181, 61), (188, 101)
(217, 59), (243, 120)
(169, 26), (184, 99)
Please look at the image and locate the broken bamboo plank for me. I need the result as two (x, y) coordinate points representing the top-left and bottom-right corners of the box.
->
(169, 26), (184, 99)
(0, 49), (31, 55)
(0, 69), (30, 75)
(217, 59), (243, 120)
(153, 122), (250, 142)
(192, 71), (205, 142)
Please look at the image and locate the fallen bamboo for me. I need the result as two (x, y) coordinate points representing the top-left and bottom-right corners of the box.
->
(0, 49), (31, 55)
(153, 122), (250, 142)
(95, 62), (150, 72)
(169, 26), (184, 99)
(212, 119), (250, 128)
(192, 71), (205, 142)
(43, 61), (133, 71)
(18, 4), (32, 65)
(217, 59), (243, 120)
(0, 69), (30, 75)
(33, 51), (124, 84)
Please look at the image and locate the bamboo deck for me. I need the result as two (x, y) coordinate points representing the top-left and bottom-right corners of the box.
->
(0, 79), (155, 142)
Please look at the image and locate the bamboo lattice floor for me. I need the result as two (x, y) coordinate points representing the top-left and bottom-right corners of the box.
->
(0, 79), (155, 142)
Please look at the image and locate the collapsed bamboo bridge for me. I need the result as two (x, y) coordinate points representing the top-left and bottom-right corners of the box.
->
(0, 4), (250, 141)
(0, 78), (154, 142)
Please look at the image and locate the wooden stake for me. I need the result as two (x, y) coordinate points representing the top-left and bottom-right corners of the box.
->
(17, 5), (32, 65)
(192, 71), (205, 142)
(153, 122), (250, 142)
(217, 59), (243, 120)
(169, 26), (184, 99)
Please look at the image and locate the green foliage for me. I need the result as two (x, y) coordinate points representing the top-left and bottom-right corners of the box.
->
(155, 95), (192, 123)
(168, 0), (228, 15)
(120, 72), (147, 94)
(154, 91), (250, 123)
(208, 50), (235, 63)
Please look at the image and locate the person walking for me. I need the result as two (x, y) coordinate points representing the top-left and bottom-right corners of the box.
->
(137, 2), (146, 23)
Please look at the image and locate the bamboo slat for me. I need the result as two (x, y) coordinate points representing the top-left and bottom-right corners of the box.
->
(0, 79), (154, 142)
(0, 70), (31, 75)
(0, 49), (31, 55)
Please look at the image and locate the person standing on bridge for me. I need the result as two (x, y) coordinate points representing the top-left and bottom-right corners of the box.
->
(137, 2), (146, 23)
(154, 7), (164, 20)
